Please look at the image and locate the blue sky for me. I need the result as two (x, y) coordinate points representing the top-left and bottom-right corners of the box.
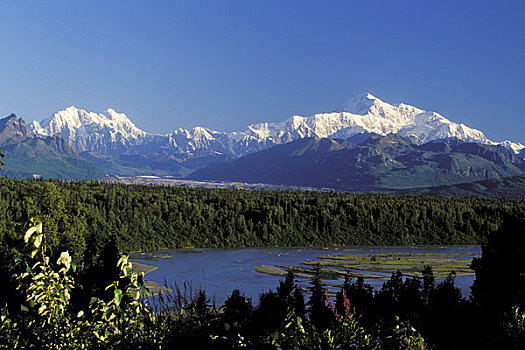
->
(1, 0), (524, 144)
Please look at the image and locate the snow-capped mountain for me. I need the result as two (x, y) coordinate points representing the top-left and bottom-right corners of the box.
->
(30, 93), (525, 160)
(234, 93), (521, 152)
(31, 106), (147, 154)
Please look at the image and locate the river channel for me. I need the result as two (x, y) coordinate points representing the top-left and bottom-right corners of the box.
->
(131, 246), (480, 305)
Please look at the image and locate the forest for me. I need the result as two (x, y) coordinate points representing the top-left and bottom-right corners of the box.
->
(0, 174), (524, 348)
(1, 177), (523, 256)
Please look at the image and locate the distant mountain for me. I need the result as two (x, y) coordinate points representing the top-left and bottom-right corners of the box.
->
(187, 134), (525, 190)
(0, 114), (104, 179)
(31, 106), (147, 154)
(4, 93), (524, 185)
(403, 175), (525, 200)
(28, 93), (524, 177)
(0, 113), (34, 145)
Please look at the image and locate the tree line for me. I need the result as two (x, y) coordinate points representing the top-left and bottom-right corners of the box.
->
(1, 177), (523, 257)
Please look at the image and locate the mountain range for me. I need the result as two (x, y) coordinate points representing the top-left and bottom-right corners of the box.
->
(188, 134), (525, 190)
(0, 114), (104, 179)
(1, 93), (524, 189)
(29, 93), (525, 161)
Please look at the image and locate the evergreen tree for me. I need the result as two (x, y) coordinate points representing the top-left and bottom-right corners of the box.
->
(307, 264), (332, 330)
(422, 265), (435, 305)
(471, 214), (525, 347)
(223, 289), (253, 332)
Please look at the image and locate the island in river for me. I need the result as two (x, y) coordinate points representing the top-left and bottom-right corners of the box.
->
(130, 246), (480, 303)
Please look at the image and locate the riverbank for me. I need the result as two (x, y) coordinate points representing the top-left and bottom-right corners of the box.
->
(132, 261), (172, 295)
(129, 246), (480, 304)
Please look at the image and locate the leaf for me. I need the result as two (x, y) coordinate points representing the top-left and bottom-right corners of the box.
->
(24, 226), (37, 243)
(31, 249), (38, 259)
(137, 272), (144, 284)
(117, 255), (128, 269)
(141, 286), (150, 297)
(57, 251), (71, 270)
(33, 234), (43, 248)
(114, 289), (123, 304)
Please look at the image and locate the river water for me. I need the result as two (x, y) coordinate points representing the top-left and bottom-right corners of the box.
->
(131, 246), (480, 305)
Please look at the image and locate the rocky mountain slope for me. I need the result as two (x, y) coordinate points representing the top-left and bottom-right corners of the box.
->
(0, 114), (104, 179)
(188, 134), (525, 190)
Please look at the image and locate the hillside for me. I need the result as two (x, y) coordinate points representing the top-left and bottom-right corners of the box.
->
(403, 175), (525, 200)
(0, 114), (104, 179)
(188, 134), (525, 190)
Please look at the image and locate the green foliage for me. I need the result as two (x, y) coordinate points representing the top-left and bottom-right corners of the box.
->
(471, 215), (525, 313)
(0, 149), (4, 171)
(265, 309), (378, 350)
(308, 265), (333, 330)
(0, 221), (159, 349)
(265, 311), (318, 349)
(1, 177), (523, 259)
(470, 214), (525, 348)
(326, 289), (378, 349)
(1, 178), (525, 348)
(4, 221), (84, 349)
(3, 220), (523, 349)
(504, 307), (525, 348)
(0, 306), (20, 348)
(88, 254), (159, 349)
(384, 317), (427, 350)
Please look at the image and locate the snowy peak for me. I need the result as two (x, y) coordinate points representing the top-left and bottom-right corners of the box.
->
(328, 93), (523, 152)
(31, 106), (146, 148)
(500, 140), (525, 154)
(33, 106), (145, 137)
(341, 92), (381, 114)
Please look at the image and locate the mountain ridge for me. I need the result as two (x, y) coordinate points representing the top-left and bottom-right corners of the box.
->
(402, 174), (525, 200)
(29, 93), (525, 163)
(0, 114), (104, 179)
(188, 134), (525, 190)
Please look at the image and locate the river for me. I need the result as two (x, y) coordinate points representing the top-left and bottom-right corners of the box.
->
(131, 246), (480, 305)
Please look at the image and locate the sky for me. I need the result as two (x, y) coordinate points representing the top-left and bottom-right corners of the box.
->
(1, 0), (524, 144)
